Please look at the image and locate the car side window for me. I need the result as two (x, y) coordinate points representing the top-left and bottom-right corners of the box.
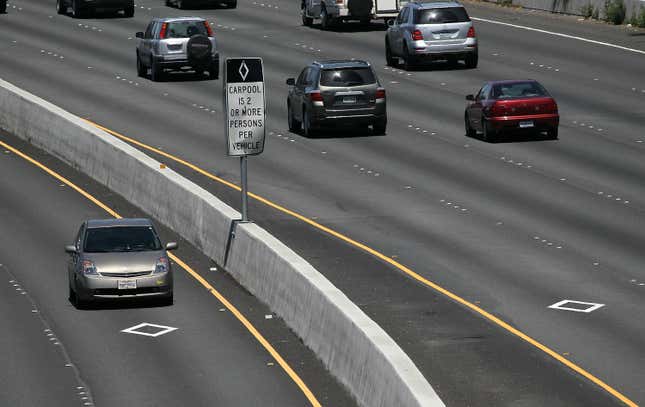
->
(477, 84), (490, 100)
(75, 224), (85, 250)
(306, 67), (319, 86)
(144, 22), (155, 39)
(396, 7), (408, 24)
(296, 68), (309, 87)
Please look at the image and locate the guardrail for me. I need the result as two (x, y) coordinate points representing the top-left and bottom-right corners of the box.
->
(0, 78), (444, 407)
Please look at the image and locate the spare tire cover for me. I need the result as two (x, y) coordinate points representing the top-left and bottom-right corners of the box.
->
(348, 0), (372, 17)
(187, 34), (212, 63)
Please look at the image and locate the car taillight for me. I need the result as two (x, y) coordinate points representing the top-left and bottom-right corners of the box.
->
(203, 21), (213, 37)
(467, 26), (476, 38)
(412, 29), (424, 41)
(335, 0), (343, 4)
(548, 99), (558, 113)
(82, 260), (98, 276)
(309, 91), (323, 102)
(154, 257), (169, 274)
(489, 102), (506, 117)
(159, 22), (168, 39)
(376, 88), (386, 100)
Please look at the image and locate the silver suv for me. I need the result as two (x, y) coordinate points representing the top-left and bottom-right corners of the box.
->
(286, 60), (387, 136)
(385, 1), (477, 70)
(136, 17), (219, 82)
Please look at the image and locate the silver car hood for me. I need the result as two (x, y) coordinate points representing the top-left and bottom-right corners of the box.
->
(85, 251), (164, 274)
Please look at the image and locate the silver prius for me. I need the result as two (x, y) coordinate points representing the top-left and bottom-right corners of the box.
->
(66, 218), (177, 308)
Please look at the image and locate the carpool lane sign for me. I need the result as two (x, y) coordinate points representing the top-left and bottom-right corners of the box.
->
(224, 58), (265, 156)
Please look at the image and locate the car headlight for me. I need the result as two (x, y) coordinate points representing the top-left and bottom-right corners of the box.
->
(154, 257), (169, 274)
(82, 260), (98, 276)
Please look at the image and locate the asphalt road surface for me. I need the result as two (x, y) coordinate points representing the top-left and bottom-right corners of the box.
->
(1, 0), (644, 405)
(0, 133), (356, 406)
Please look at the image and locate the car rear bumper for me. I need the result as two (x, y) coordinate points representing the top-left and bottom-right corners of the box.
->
(81, 0), (132, 7)
(157, 54), (219, 69)
(76, 272), (173, 299)
(312, 106), (386, 126)
(411, 40), (477, 57)
(489, 114), (559, 131)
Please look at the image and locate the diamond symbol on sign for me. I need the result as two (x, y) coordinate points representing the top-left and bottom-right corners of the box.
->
(121, 322), (178, 337)
(239, 61), (249, 81)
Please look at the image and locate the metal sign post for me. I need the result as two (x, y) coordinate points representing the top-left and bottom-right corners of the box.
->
(223, 58), (266, 222)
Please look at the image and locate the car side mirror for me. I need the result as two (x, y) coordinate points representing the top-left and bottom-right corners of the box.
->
(135, 32), (144, 39)
(387, 18), (395, 26)
(286, 78), (295, 86)
(65, 245), (78, 254)
(165, 242), (178, 251)
(465, 94), (475, 101)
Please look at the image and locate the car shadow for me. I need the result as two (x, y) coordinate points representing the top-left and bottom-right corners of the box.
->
(293, 126), (387, 139)
(465, 130), (557, 143)
(167, 2), (233, 9)
(73, 297), (172, 310)
(154, 71), (217, 82)
(400, 60), (472, 72)
(67, 9), (131, 18)
(312, 21), (388, 32)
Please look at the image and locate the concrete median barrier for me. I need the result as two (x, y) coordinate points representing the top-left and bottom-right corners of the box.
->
(0, 78), (444, 407)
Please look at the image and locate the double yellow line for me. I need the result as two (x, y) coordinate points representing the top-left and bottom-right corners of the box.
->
(86, 120), (638, 407)
(0, 138), (321, 407)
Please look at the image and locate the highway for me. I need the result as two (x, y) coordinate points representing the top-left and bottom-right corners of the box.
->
(1, 0), (644, 405)
(0, 133), (355, 406)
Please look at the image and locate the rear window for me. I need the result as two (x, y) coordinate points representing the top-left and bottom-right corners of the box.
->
(84, 226), (162, 253)
(320, 68), (376, 87)
(414, 7), (470, 24)
(491, 82), (549, 99)
(165, 21), (207, 39)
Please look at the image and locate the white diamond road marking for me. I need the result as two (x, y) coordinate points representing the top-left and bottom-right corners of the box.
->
(239, 61), (249, 81)
(548, 300), (605, 313)
(121, 323), (178, 337)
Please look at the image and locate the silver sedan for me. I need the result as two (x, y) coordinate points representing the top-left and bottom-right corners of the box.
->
(66, 218), (177, 308)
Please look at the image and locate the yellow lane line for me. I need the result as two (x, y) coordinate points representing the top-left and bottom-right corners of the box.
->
(0, 138), (322, 407)
(86, 120), (638, 407)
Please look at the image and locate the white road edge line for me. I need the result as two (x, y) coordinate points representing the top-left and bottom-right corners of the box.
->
(471, 16), (645, 55)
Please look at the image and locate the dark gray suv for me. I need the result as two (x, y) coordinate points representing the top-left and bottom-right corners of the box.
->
(286, 60), (387, 136)
(136, 17), (219, 82)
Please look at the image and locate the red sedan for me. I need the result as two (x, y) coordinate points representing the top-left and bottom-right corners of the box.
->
(465, 80), (559, 142)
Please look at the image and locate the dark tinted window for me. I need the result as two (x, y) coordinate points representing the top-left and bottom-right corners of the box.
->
(84, 226), (162, 253)
(414, 7), (470, 24)
(491, 82), (549, 99)
(320, 68), (376, 87)
(165, 21), (207, 38)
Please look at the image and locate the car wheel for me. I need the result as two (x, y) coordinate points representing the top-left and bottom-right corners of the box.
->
(150, 58), (163, 81)
(303, 108), (317, 137)
(136, 53), (146, 77)
(123, 3), (134, 16)
(72, 0), (86, 18)
(465, 51), (478, 69)
(68, 282), (76, 304)
(464, 112), (476, 137)
(373, 119), (387, 135)
(288, 103), (301, 133)
(385, 38), (396, 67)
(227, 0), (237, 8)
(402, 45), (415, 71)
(0, 1), (5, 13)
(302, 12), (313, 26)
(482, 119), (497, 142)
(165, 0), (171, 5)
(56, 0), (66, 14)
(159, 292), (174, 306)
(209, 61), (219, 80)
(320, 7), (333, 30)
(548, 127), (559, 140)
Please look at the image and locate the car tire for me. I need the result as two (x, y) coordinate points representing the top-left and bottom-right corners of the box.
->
(56, 0), (66, 14)
(465, 51), (478, 69)
(160, 292), (174, 306)
(165, 0), (171, 5)
(482, 119), (497, 142)
(373, 119), (387, 135)
(385, 38), (396, 67)
(227, 0), (237, 8)
(72, 0), (86, 18)
(402, 44), (415, 71)
(320, 7), (333, 30)
(0, 1), (5, 13)
(150, 58), (163, 82)
(288, 103), (301, 133)
(548, 127), (558, 140)
(136, 53), (146, 77)
(209, 61), (219, 80)
(464, 112), (476, 137)
(123, 3), (134, 16)
(302, 13), (313, 26)
(303, 108), (317, 137)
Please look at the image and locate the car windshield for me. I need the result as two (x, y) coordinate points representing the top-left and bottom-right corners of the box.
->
(320, 68), (376, 87)
(491, 82), (550, 99)
(84, 226), (162, 253)
(165, 21), (207, 38)
(414, 7), (470, 24)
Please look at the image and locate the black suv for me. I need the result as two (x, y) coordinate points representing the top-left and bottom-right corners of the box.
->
(286, 60), (387, 136)
(56, 0), (134, 17)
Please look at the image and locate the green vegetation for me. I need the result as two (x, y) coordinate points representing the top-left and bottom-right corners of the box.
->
(629, 6), (645, 27)
(498, 0), (513, 7)
(603, 0), (626, 24)
(580, 2), (595, 18)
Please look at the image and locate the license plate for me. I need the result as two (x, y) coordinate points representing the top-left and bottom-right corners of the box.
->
(342, 96), (356, 104)
(519, 121), (534, 128)
(118, 280), (137, 290)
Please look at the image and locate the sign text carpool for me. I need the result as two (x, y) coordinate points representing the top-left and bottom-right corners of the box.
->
(224, 58), (265, 156)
